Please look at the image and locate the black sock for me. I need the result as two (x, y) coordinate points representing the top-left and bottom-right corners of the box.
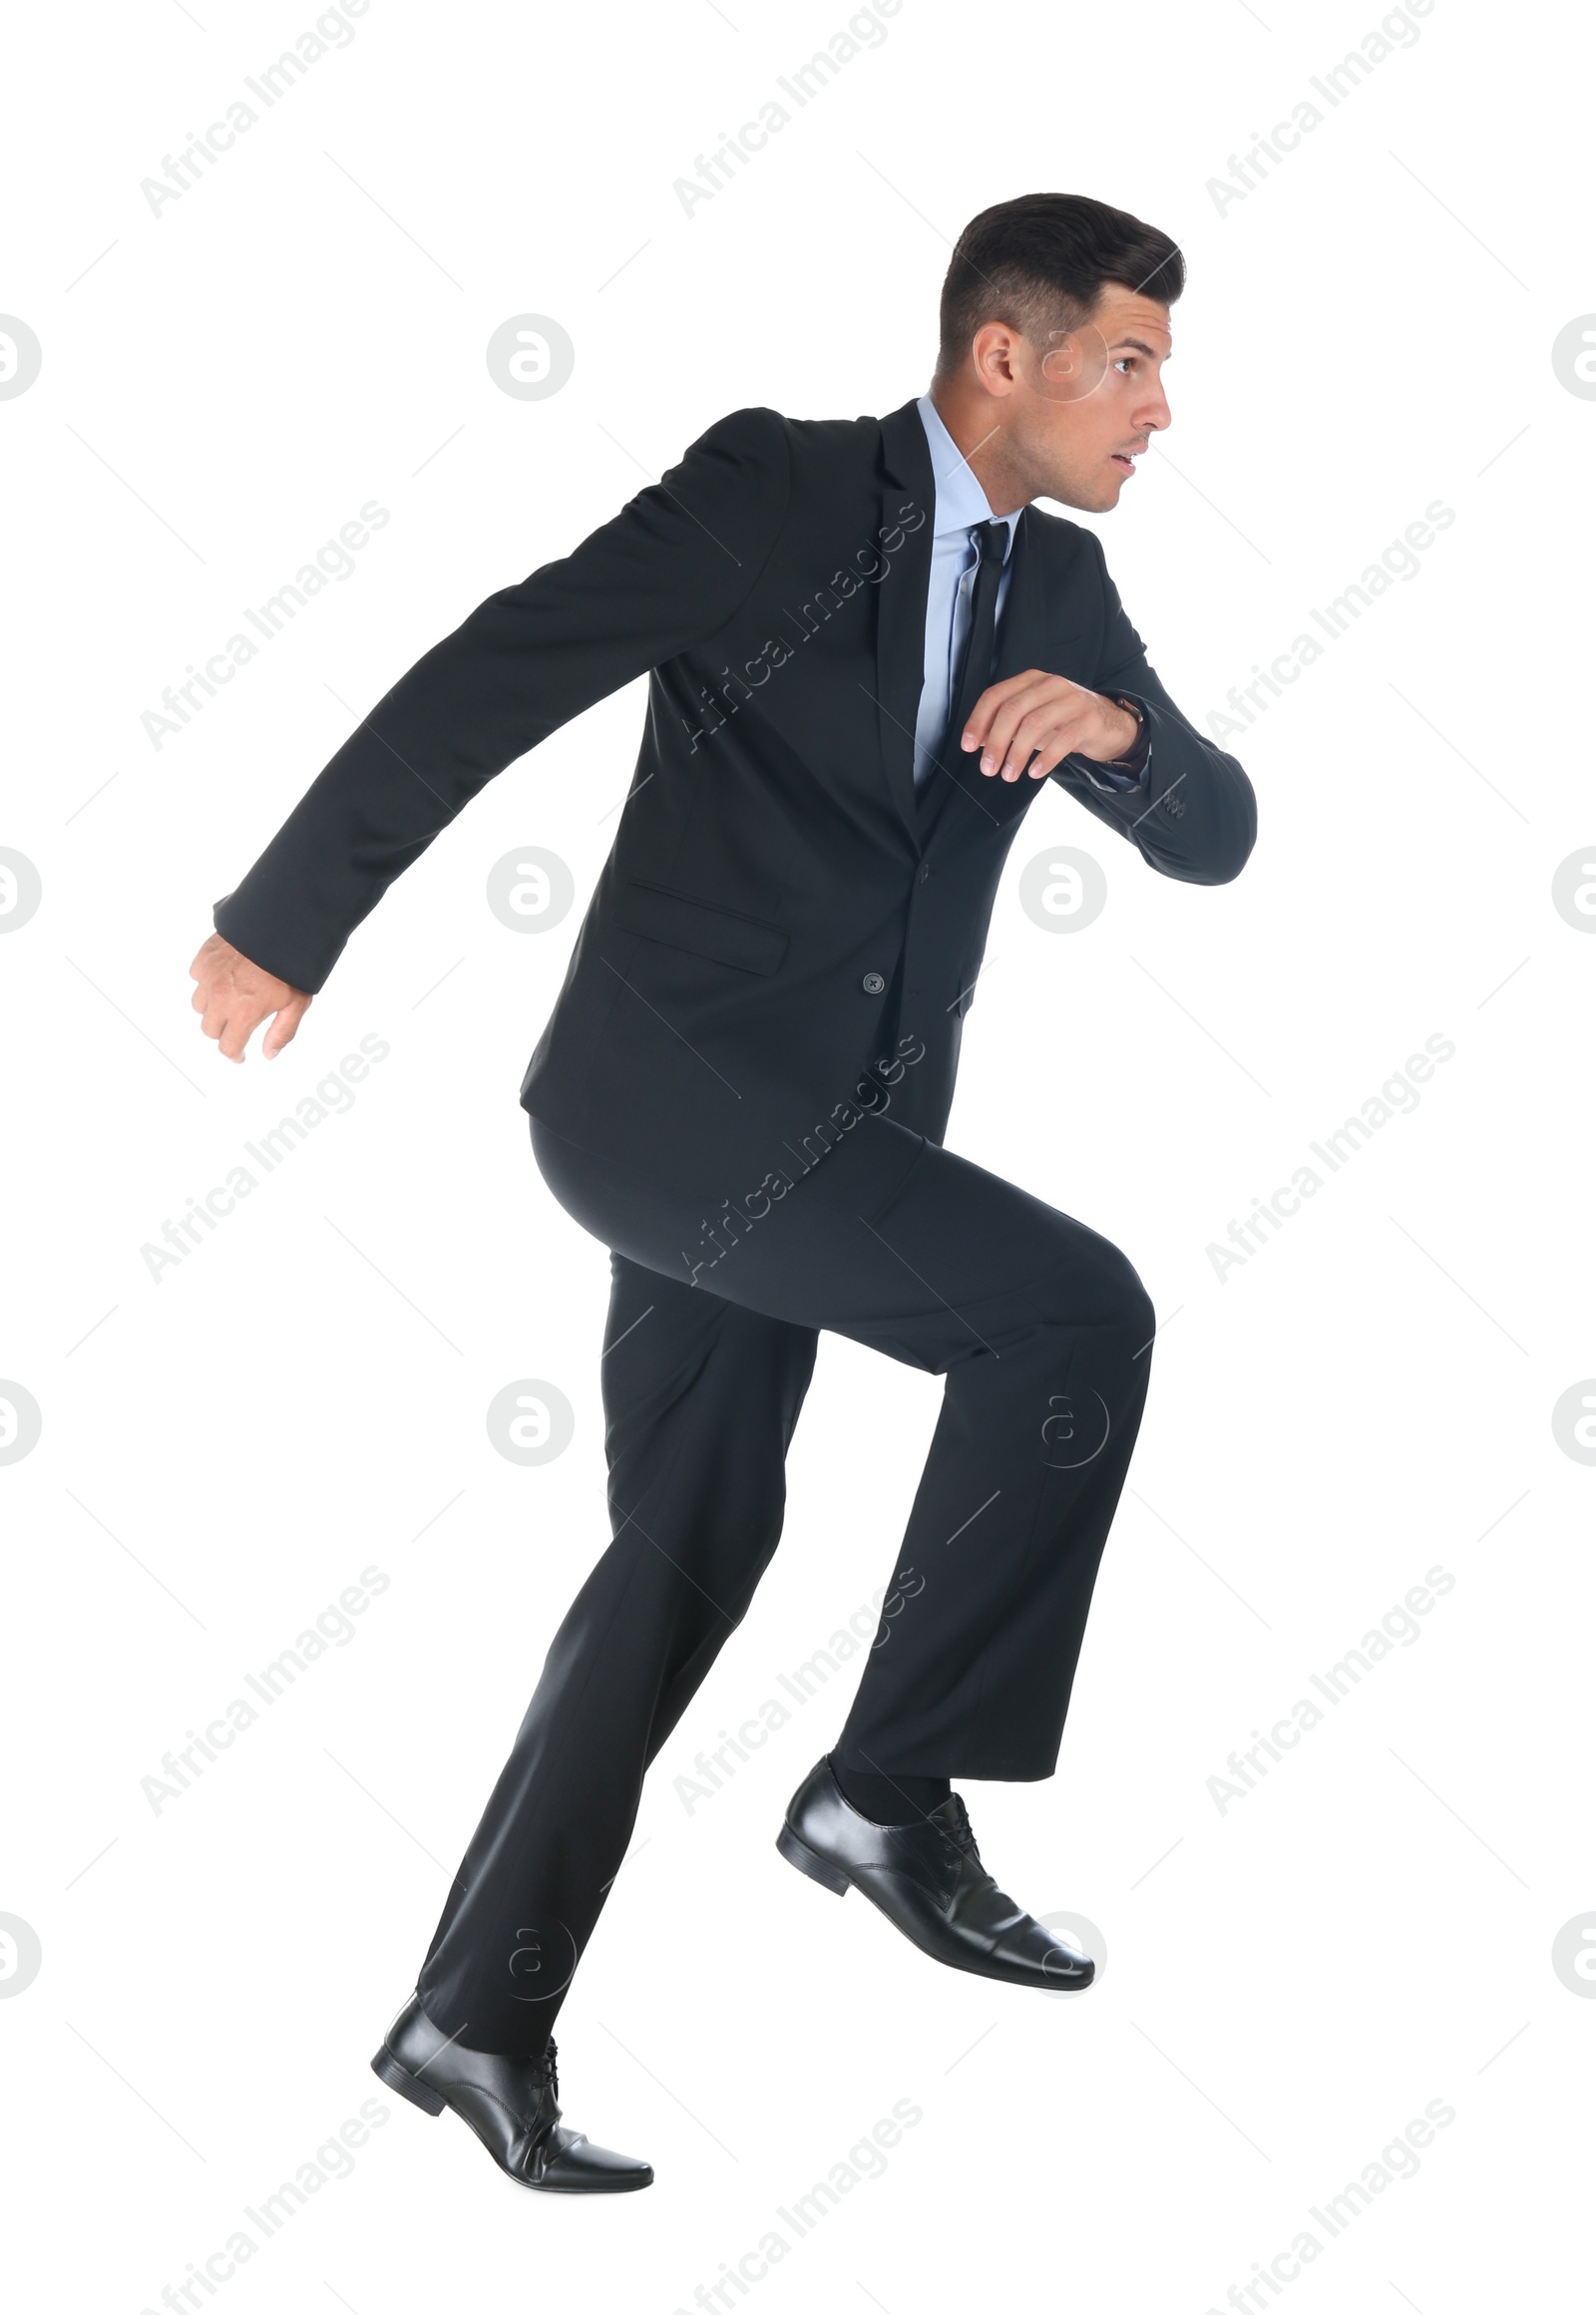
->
(829, 1754), (951, 1825)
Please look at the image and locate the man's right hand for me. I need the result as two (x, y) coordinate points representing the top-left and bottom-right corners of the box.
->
(189, 934), (312, 1062)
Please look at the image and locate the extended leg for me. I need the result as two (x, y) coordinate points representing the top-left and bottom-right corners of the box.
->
(415, 1249), (817, 2060)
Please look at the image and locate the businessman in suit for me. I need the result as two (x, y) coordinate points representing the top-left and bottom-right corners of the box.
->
(190, 192), (1255, 2192)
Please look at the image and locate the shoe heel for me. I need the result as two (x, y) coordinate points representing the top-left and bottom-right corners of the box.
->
(371, 2044), (446, 2116)
(776, 1822), (850, 1896)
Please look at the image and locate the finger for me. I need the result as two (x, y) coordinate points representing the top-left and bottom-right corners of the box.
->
(978, 684), (1054, 775)
(1026, 712), (1096, 778)
(197, 983), (230, 1041)
(960, 672), (1035, 750)
(1024, 742), (1072, 781)
(998, 714), (1054, 782)
(1004, 701), (1095, 780)
(1017, 718), (1090, 780)
(207, 995), (273, 1064)
(990, 698), (1068, 781)
(214, 999), (264, 1063)
(260, 997), (307, 1060)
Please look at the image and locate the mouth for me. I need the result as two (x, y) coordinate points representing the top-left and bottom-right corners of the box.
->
(1110, 447), (1146, 476)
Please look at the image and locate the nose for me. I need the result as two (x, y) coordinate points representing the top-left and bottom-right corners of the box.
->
(1139, 383), (1172, 434)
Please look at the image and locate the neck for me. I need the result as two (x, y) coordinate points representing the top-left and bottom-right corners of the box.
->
(926, 379), (1028, 517)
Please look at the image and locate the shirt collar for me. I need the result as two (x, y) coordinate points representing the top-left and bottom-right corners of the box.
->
(916, 393), (1021, 556)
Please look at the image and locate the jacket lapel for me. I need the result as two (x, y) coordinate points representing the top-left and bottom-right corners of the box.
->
(872, 400), (936, 850)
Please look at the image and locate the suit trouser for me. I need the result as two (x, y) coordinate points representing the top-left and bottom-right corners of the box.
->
(414, 1104), (1156, 2058)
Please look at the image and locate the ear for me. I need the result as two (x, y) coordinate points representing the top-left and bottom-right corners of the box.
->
(970, 320), (1023, 396)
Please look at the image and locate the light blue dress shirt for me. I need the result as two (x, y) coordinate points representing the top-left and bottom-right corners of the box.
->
(912, 392), (1147, 797)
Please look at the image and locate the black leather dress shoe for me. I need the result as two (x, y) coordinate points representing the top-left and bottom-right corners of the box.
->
(777, 1757), (1093, 1991)
(371, 1995), (652, 2192)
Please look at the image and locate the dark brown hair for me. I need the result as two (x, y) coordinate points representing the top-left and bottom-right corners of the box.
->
(937, 193), (1184, 375)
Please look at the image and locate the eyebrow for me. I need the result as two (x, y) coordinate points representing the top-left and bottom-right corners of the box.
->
(1111, 337), (1170, 360)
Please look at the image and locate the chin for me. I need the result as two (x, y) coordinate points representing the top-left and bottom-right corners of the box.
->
(1041, 474), (1117, 516)
(1066, 468), (1121, 514)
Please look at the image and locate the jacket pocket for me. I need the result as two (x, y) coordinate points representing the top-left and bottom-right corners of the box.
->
(612, 880), (789, 975)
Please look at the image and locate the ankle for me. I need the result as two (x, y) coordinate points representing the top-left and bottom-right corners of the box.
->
(828, 1753), (951, 1825)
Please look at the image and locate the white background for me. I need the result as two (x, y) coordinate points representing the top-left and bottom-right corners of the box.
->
(2, 0), (1592, 2307)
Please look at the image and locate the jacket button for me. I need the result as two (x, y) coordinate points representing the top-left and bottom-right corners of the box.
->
(862, 971), (886, 994)
(919, 862), (931, 884)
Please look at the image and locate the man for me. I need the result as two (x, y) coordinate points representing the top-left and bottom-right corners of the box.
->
(190, 192), (1256, 2193)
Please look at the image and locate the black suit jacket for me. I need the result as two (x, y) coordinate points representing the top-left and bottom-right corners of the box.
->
(213, 398), (1256, 1194)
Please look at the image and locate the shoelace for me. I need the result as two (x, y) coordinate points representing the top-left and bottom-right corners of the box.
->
(937, 1798), (983, 1867)
(536, 2039), (560, 2103)
(938, 1798), (1005, 1897)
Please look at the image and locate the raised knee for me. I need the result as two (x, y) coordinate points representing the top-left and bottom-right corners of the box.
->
(1036, 1235), (1154, 1346)
(1117, 1259), (1156, 1351)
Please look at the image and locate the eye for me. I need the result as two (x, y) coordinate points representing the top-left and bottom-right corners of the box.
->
(1113, 356), (1136, 375)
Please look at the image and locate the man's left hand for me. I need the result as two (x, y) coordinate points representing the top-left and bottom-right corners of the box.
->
(962, 670), (1140, 782)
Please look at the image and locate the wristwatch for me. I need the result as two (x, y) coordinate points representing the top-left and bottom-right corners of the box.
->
(1109, 693), (1149, 764)
(1078, 692), (1152, 795)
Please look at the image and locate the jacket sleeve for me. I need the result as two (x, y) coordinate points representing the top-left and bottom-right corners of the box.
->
(211, 405), (791, 992)
(1049, 531), (1257, 887)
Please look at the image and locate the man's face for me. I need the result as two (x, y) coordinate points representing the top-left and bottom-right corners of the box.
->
(1004, 283), (1174, 513)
